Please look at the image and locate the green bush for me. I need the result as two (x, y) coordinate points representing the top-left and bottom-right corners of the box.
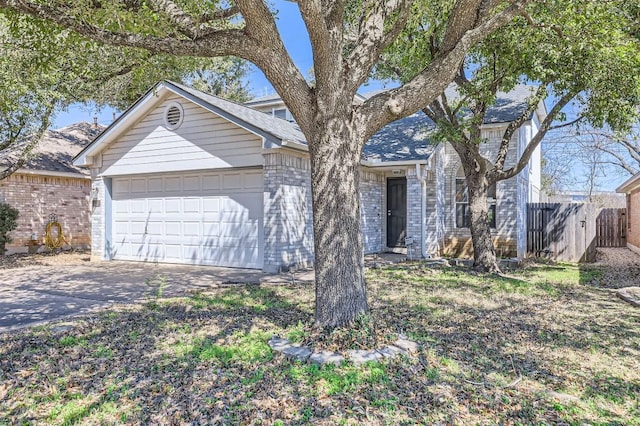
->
(0, 202), (19, 254)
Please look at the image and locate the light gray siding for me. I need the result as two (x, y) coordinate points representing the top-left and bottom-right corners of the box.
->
(100, 94), (264, 176)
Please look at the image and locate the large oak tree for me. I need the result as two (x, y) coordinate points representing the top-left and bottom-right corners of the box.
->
(0, 0), (535, 327)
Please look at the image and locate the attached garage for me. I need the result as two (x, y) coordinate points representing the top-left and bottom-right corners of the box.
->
(110, 169), (264, 269)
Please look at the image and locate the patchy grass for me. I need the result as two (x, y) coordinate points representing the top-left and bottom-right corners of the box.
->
(1, 261), (638, 425)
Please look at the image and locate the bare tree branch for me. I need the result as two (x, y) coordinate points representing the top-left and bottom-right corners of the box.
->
(0, 104), (54, 180)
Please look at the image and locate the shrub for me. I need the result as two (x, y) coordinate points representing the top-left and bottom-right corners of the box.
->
(0, 202), (19, 254)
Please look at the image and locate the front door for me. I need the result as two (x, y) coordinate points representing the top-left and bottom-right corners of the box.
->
(387, 178), (407, 247)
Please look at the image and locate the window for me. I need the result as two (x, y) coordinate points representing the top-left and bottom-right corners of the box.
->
(455, 167), (496, 228)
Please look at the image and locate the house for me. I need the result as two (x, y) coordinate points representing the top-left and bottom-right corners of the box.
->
(73, 81), (544, 272)
(616, 173), (640, 254)
(0, 122), (104, 254)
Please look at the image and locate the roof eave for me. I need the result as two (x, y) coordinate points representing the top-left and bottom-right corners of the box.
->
(616, 172), (640, 193)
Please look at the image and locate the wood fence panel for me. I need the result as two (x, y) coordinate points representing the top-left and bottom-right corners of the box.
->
(596, 208), (627, 247)
(526, 202), (600, 262)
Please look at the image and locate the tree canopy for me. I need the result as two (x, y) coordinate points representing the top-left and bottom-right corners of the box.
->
(0, 12), (250, 179)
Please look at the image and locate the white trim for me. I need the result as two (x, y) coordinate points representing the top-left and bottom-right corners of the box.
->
(617, 172), (640, 193)
(13, 169), (90, 179)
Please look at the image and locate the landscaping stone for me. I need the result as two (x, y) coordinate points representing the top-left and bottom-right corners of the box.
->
(268, 336), (291, 351)
(309, 350), (345, 366)
(347, 349), (383, 365)
(269, 333), (418, 366)
(393, 337), (419, 354)
(376, 345), (405, 358)
(616, 287), (640, 307)
(281, 345), (313, 362)
(268, 336), (313, 362)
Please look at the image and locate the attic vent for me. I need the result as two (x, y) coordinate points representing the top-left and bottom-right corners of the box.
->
(164, 102), (184, 130)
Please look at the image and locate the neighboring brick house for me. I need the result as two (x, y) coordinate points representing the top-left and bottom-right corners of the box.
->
(0, 123), (103, 253)
(616, 174), (640, 253)
(74, 81), (544, 272)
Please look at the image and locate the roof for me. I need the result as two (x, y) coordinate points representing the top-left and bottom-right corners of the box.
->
(362, 112), (437, 163)
(75, 81), (541, 168)
(616, 172), (640, 193)
(170, 82), (306, 144)
(2, 122), (104, 176)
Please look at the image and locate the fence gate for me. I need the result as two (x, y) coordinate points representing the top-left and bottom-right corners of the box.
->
(595, 208), (627, 247)
(527, 202), (598, 262)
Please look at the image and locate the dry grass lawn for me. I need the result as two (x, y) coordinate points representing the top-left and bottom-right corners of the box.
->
(0, 259), (638, 425)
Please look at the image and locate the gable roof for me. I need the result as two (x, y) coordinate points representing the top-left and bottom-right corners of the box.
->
(75, 81), (543, 169)
(2, 122), (103, 177)
(73, 81), (307, 167)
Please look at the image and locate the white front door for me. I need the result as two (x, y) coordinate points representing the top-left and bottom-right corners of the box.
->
(110, 169), (264, 269)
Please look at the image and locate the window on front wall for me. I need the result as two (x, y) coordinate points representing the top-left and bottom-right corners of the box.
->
(455, 167), (496, 228)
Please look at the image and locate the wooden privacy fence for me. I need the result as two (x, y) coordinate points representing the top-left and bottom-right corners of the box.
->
(527, 203), (627, 262)
(595, 208), (627, 247)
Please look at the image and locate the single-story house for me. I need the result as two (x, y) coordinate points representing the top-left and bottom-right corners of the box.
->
(0, 122), (103, 253)
(73, 81), (544, 272)
(616, 173), (640, 254)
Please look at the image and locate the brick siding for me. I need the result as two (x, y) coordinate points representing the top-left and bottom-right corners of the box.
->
(628, 189), (640, 249)
(0, 173), (91, 252)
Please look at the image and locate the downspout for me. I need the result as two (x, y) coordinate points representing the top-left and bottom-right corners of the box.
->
(416, 161), (430, 259)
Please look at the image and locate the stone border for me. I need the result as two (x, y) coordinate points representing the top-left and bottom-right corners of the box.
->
(616, 287), (640, 307)
(268, 334), (418, 365)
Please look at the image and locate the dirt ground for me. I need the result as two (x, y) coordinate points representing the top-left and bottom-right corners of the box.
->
(591, 247), (640, 288)
(0, 249), (90, 269)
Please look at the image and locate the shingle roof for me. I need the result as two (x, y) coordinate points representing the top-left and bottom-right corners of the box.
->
(362, 112), (437, 163)
(2, 122), (104, 176)
(170, 82), (307, 144)
(360, 84), (538, 162)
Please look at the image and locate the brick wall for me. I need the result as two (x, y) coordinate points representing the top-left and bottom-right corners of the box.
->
(263, 151), (314, 272)
(263, 152), (385, 272)
(628, 189), (640, 250)
(360, 170), (384, 254)
(0, 172), (91, 253)
(438, 128), (522, 259)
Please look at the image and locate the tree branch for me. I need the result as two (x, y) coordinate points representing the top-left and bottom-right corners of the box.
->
(496, 91), (575, 181)
(357, 0), (529, 141)
(0, 104), (54, 181)
(345, 0), (412, 92)
(493, 85), (546, 172)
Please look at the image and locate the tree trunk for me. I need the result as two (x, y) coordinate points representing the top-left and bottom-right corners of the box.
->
(467, 177), (501, 273)
(308, 120), (369, 328)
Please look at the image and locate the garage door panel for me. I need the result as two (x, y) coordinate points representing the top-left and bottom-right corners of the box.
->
(148, 178), (163, 192)
(203, 198), (220, 212)
(165, 199), (181, 213)
(183, 198), (201, 213)
(165, 177), (181, 191)
(111, 169), (263, 268)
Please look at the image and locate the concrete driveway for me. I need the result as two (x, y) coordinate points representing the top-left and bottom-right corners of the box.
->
(0, 261), (313, 333)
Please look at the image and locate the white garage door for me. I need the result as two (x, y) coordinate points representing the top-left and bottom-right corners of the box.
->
(110, 169), (264, 269)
